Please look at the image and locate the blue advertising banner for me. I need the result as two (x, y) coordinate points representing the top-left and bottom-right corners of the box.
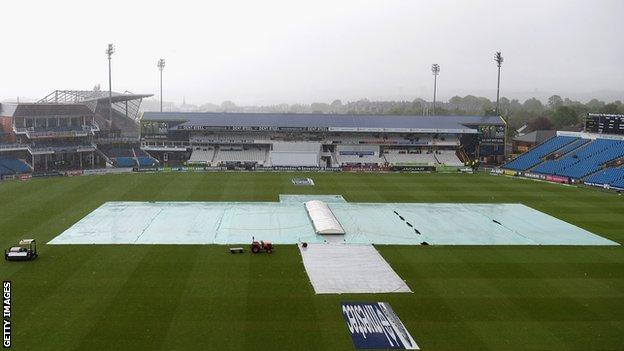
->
(341, 302), (418, 350)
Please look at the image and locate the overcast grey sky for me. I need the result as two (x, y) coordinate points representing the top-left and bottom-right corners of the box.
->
(2, 0), (623, 105)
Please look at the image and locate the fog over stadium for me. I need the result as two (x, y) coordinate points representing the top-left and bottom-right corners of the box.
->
(2, 0), (623, 105)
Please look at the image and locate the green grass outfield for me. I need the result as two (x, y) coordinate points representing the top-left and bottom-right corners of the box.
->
(1, 172), (623, 350)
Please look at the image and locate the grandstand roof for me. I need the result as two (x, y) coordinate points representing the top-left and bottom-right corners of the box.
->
(142, 112), (504, 133)
(38, 90), (152, 104)
(0, 103), (94, 117)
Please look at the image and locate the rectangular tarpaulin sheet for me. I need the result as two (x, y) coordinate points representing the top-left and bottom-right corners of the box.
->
(49, 201), (619, 246)
(299, 244), (412, 294)
(342, 302), (418, 350)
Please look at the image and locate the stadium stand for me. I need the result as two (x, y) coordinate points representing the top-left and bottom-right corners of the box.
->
(214, 146), (267, 165)
(502, 136), (576, 171)
(533, 139), (624, 179)
(114, 157), (136, 168)
(584, 167), (624, 187)
(336, 145), (385, 165)
(0, 157), (30, 175)
(382, 149), (437, 165)
(133, 148), (158, 168)
(188, 147), (215, 164)
(550, 138), (590, 157)
(434, 150), (464, 166)
(270, 142), (320, 167)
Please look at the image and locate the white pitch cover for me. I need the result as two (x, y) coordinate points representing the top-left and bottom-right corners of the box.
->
(299, 243), (412, 294)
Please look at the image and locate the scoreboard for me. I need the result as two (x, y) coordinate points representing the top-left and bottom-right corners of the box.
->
(586, 114), (624, 135)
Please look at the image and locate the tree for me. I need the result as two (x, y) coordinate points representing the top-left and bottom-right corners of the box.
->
(220, 101), (237, 112)
(527, 116), (554, 131)
(599, 103), (620, 114)
(551, 106), (578, 128)
(548, 95), (563, 110)
(523, 98), (544, 114)
(586, 99), (605, 112)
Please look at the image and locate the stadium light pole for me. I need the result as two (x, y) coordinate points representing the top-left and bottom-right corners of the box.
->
(157, 59), (165, 112)
(431, 64), (440, 115)
(495, 51), (503, 115)
(105, 43), (115, 124)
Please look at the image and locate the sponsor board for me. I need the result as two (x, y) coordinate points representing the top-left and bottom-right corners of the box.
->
(32, 172), (62, 178)
(132, 167), (159, 173)
(392, 165), (435, 172)
(545, 175), (569, 183)
(523, 172), (544, 180)
(342, 302), (418, 350)
(83, 168), (133, 176)
(64, 170), (84, 177)
(291, 178), (315, 186)
(271, 166), (334, 171)
(503, 169), (517, 176)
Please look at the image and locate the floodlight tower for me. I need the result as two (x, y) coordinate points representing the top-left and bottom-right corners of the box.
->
(431, 64), (440, 115)
(495, 51), (503, 115)
(157, 59), (165, 112)
(105, 43), (115, 124)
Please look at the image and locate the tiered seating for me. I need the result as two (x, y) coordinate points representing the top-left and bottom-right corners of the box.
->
(551, 138), (589, 157)
(383, 150), (437, 165)
(337, 154), (385, 165)
(534, 139), (624, 179)
(0, 157), (31, 175)
(612, 177), (624, 189)
(215, 146), (266, 165)
(188, 148), (215, 164)
(133, 148), (158, 168)
(584, 168), (624, 186)
(434, 150), (463, 166)
(270, 142), (320, 167)
(502, 136), (576, 171)
(136, 157), (158, 167)
(336, 145), (383, 165)
(115, 157), (136, 167)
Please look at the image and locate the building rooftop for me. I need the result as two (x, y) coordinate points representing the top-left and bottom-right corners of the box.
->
(142, 112), (505, 133)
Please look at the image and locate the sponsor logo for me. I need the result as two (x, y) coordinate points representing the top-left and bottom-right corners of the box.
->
(18, 174), (31, 181)
(545, 175), (569, 183)
(64, 170), (84, 177)
(523, 172), (543, 180)
(341, 302), (418, 350)
(3, 281), (10, 348)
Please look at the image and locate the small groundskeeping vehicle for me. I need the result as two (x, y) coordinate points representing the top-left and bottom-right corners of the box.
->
(5, 239), (38, 261)
(251, 237), (273, 254)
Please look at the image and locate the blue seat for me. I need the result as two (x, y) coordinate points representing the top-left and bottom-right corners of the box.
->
(503, 136), (576, 171)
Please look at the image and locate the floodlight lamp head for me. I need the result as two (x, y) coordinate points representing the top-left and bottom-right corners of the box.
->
(106, 43), (115, 58)
(495, 51), (503, 67)
(158, 59), (166, 70)
(431, 64), (440, 75)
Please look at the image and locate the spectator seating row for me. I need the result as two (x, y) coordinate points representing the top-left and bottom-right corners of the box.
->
(584, 168), (624, 188)
(533, 139), (624, 179)
(0, 157), (30, 175)
(503, 136), (576, 171)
